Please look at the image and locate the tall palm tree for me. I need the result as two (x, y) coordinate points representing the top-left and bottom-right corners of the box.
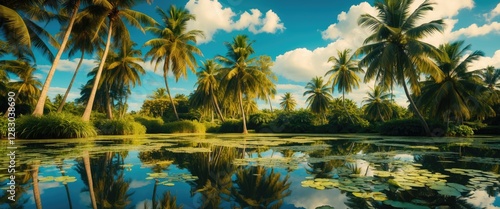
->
(417, 41), (486, 123)
(195, 60), (225, 122)
(144, 5), (204, 121)
(149, 88), (169, 99)
(217, 35), (267, 134)
(325, 49), (363, 123)
(80, 0), (156, 121)
(303, 76), (333, 119)
(57, 15), (104, 112)
(0, 0), (58, 61)
(357, 0), (445, 136)
(33, 0), (96, 116)
(256, 55), (277, 112)
(363, 85), (393, 122)
(280, 92), (296, 112)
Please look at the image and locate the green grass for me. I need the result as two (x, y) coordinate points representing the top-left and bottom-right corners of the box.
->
(94, 118), (146, 135)
(133, 115), (165, 133)
(17, 113), (97, 139)
(163, 120), (206, 134)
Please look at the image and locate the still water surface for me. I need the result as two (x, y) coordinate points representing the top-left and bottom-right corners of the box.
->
(1, 134), (500, 209)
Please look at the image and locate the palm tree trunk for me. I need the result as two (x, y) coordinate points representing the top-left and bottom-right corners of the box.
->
(83, 151), (97, 209)
(377, 107), (385, 122)
(31, 162), (42, 209)
(401, 77), (431, 136)
(33, 0), (81, 116)
(82, 20), (113, 122)
(343, 91), (354, 123)
(238, 90), (248, 134)
(58, 51), (84, 113)
(163, 72), (179, 121)
(211, 89), (225, 122)
(267, 95), (273, 112)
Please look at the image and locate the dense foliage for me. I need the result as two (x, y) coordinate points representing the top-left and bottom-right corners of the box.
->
(163, 120), (206, 134)
(94, 118), (146, 135)
(17, 113), (97, 139)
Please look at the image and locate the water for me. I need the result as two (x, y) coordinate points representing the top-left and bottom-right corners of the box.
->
(1, 134), (500, 209)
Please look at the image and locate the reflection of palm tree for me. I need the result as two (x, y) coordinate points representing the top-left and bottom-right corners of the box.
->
(76, 151), (132, 209)
(83, 151), (97, 209)
(56, 161), (73, 209)
(0, 164), (30, 208)
(30, 162), (42, 209)
(233, 166), (291, 209)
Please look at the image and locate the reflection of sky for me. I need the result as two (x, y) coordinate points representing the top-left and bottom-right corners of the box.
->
(468, 190), (500, 209)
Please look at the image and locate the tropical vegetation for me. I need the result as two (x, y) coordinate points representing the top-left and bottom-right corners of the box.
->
(1, 0), (500, 138)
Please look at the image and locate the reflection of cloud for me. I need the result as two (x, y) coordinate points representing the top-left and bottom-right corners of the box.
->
(468, 190), (500, 209)
(129, 180), (151, 189)
(136, 200), (152, 209)
(289, 184), (348, 209)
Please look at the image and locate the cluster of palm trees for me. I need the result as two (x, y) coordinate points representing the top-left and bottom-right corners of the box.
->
(2, 0), (500, 135)
(284, 0), (500, 135)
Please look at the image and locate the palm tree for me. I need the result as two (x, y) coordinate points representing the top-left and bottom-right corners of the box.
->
(280, 92), (296, 112)
(194, 60), (225, 122)
(57, 15), (104, 112)
(80, 0), (156, 121)
(478, 66), (500, 105)
(144, 5), (204, 121)
(149, 88), (169, 99)
(357, 0), (445, 136)
(0, 0), (58, 61)
(417, 41), (486, 123)
(256, 55), (277, 112)
(217, 35), (267, 134)
(303, 76), (333, 119)
(33, 0), (95, 116)
(363, 85), (393, 122)
(325, 49), (363, 123)
(1, 60), (41, 117)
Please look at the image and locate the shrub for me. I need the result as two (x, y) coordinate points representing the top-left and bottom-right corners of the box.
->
(327, 111), (370, 133)
(248, 112), (275, 129)
(94, 119), (146, 135)
(163, 120), (206, 134)
(134, 115), (165, 133)
(379, 119), (446, 136)
(447, 125), (474, 137)
(0, 117), (7, 139)
(262, 110), (315, 133)
(17, 113), (97, 139)
(218, 119), (243, 133)
(203, 122), (220, 133)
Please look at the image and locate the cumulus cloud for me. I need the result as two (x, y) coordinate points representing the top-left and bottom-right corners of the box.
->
(470, 50), (500, 70)
(47, 86), (80, 102)
(450, 22), (500, 39)
(185, 0), (285, 43)
(38, 58), (97, 73)
(484, 3), (500, 22)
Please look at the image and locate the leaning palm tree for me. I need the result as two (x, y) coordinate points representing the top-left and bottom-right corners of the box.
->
(357, 0), (445, 136)
(33, 0), (96, 116)
(195, 60), (225, 122)
(216, 35), (267, 134)
(363, 85), (393, 122)
(417, 41), (486, 123)
(256, 55), (277, 112)
(303, 76), (333, 119)
(280, 92), (296, 112)
(80, 0), (156, 121)
(144, 6), (204, 121)
(325, 49), (363, 123)
(57, 15), (104, 112)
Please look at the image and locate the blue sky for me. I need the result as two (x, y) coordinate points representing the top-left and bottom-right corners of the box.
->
(28, 0), (500, 112)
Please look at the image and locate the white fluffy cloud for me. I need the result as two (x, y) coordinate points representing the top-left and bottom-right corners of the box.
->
(471, 50), (500, 70)
(38, 58), (97, 73)
(484, 3), (500, 22)
(450, 22), (500, 39)
(185, 0), (284, 43)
